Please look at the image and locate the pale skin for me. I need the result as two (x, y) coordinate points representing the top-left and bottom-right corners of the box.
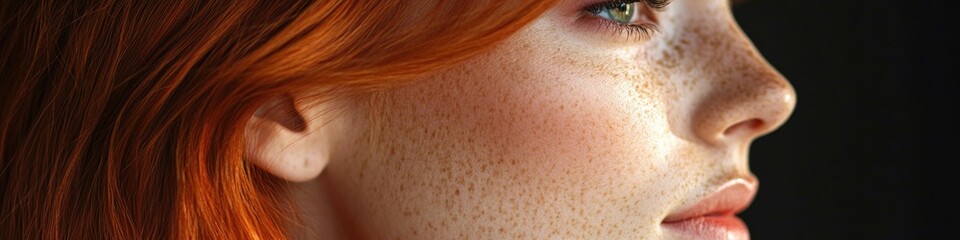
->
(245, 0), (795, 239)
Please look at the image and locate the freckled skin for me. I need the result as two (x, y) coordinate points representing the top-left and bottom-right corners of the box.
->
(299, 0), (795, 239)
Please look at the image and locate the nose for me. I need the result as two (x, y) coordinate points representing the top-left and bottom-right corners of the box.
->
(690, 29), (796, 145)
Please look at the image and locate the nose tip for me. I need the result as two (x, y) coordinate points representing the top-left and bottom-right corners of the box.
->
(723, 88), (795, 138)
(693, 69), (797, 145)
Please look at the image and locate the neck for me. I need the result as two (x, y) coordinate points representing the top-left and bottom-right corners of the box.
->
(288, 174), (350, 239)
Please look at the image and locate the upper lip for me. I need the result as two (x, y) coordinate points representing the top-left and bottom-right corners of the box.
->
(662, 177), (758, 223)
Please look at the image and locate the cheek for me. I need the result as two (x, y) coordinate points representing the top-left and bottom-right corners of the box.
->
(386, 48), (667, 178)
(335, 29), (697, 237)
(360, 51), (670, 233)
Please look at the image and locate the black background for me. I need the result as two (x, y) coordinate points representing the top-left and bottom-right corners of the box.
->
(734, 0), (957, 239)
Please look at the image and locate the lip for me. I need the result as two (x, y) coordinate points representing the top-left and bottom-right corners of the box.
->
(661, 178), (758, 240)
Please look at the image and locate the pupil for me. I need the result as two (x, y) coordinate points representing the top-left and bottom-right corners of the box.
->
(610, 3), (633, 23)
(616, 3), (628, 12)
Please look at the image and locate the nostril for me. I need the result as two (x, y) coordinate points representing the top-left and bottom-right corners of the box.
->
(723, 119), (764, 138)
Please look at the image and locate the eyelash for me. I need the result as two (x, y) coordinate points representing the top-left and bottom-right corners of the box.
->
(583, 0), (672, 41)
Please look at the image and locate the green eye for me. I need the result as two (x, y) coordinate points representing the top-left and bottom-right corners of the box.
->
(605, 3), (637, 24)
(588, 2), (639, 24)
(584, 0), (672, 41)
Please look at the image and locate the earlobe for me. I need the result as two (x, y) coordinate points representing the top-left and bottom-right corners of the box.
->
(244, 95), (330, 182)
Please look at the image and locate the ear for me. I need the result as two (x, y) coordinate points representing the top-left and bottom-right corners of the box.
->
(244, 94), (335, 182)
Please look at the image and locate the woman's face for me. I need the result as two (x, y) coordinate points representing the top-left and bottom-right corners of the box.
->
(312, 0), (795, 238)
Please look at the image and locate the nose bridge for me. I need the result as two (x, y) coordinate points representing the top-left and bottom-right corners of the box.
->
(686, 18), (797, 145)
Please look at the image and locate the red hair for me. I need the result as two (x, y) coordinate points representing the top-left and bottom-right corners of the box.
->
(0, 0), (556, 238)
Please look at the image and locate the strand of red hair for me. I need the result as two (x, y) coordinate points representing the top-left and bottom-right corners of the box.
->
(1, 0), (557, 238)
